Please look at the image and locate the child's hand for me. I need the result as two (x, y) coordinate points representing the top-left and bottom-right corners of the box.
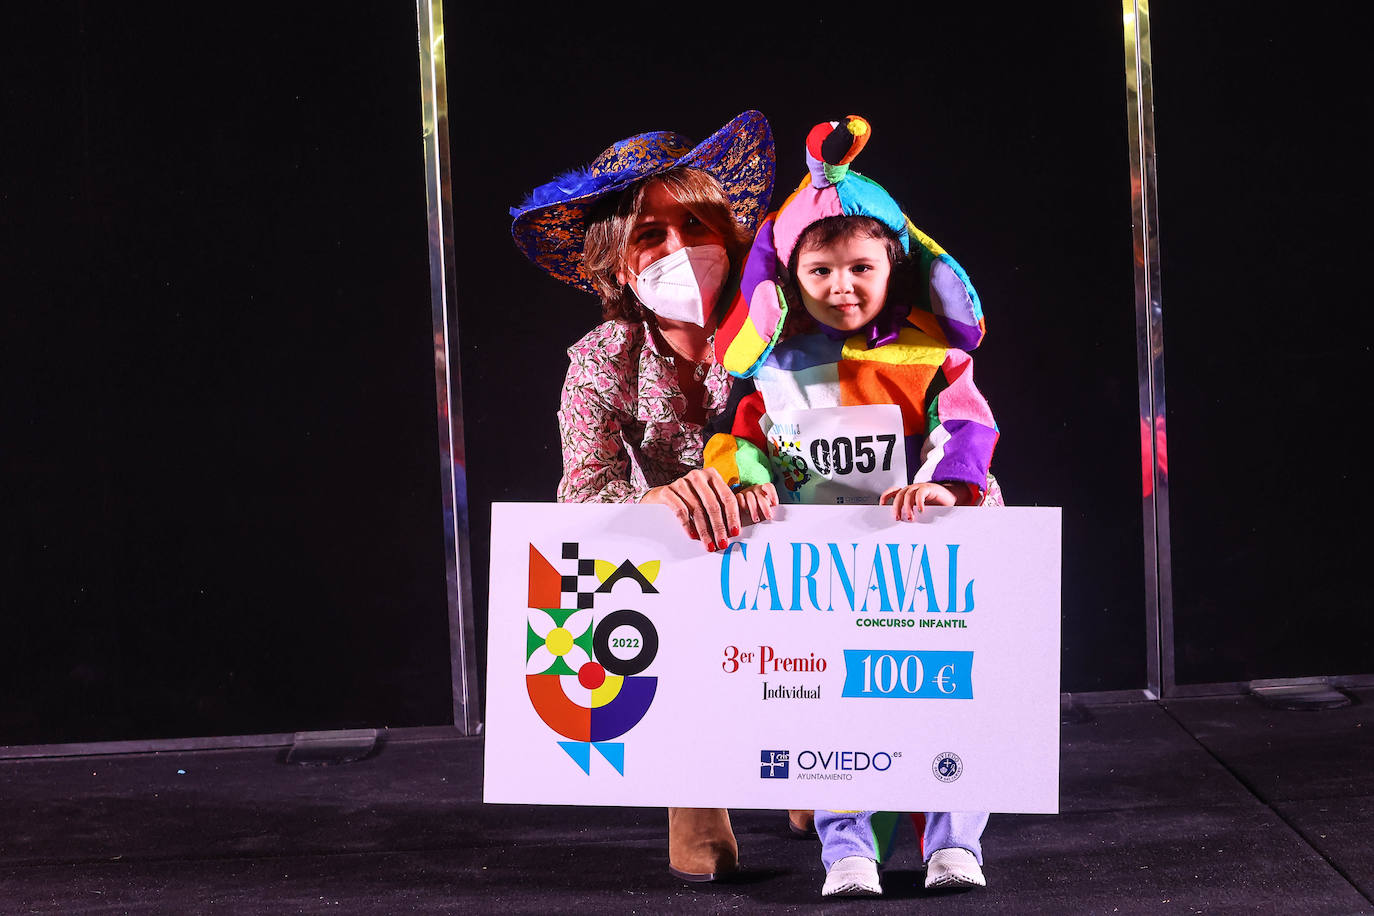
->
(880, 482), (958, 521)
(735, 483), (779, 524)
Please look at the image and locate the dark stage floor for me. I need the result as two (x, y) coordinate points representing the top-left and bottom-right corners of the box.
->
(2, 689), (1371, 914)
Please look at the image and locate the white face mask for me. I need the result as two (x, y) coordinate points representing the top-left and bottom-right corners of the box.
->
(627, 244), (729, 326)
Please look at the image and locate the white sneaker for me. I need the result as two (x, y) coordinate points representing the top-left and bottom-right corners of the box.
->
(924, 847), (986, 889)
(822, 856), (882, 897)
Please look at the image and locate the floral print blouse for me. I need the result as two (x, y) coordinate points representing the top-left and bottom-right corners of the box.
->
(557, 319), (731, 503)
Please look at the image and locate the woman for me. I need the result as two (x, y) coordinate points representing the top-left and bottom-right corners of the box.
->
(509, 110), (808, 881)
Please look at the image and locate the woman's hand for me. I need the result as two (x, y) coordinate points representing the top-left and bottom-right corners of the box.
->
(735, 483), (779, 524)
(640, 468), (742, 551)
(879, 482), (961, 521)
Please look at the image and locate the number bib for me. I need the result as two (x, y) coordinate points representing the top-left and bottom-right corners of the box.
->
(764, 405), (907, 504)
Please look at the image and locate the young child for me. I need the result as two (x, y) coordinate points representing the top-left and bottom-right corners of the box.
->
(705, 116), (998, 897)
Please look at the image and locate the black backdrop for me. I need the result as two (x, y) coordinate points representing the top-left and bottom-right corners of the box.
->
(11, 6), (1362, 748)
(451, 6), (1147, 696)
(1150, 8), (1372, 684)
(4, 5), (453, 744)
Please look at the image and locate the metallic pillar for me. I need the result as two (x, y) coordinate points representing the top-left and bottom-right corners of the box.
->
(418, 0), (481, 734)
(1123, 1), (1174, 698)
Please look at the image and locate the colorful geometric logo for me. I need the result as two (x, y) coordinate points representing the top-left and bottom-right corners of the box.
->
(526, 542), (662, 775)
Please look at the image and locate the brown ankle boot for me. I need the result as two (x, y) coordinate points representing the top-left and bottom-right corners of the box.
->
(667, 807), (738, 881)
(787, 809), (817, 837)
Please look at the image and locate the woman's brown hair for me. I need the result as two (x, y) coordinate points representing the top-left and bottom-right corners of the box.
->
(582, 167), (752, 322)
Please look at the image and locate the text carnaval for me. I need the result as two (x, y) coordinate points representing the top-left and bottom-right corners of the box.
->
(718, 542), (975, 614)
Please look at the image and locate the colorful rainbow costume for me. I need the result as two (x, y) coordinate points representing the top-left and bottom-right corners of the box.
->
(705, 117), (997, 503)
(708, 115), (996, 880)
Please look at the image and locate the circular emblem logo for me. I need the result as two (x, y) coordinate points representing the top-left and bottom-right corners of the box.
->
(932, 752), (963, 782)
(591, 609), (659, 676)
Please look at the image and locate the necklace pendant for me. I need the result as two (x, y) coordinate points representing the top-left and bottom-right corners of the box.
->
(694, 362), (707, 381)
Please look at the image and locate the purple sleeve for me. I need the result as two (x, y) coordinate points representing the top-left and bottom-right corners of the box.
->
(915, 349), (999, 499)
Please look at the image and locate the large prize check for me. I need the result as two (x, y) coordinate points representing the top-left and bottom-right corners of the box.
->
(484, 502), (1061, 813)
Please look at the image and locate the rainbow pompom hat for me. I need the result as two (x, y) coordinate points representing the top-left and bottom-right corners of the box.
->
(714, 116), (985, 377)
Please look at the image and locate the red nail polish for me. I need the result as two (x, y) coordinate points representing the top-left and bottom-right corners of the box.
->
(706, 542), (715, 552)
(718, 539), (728, 550)
(730, 526), (740, 537)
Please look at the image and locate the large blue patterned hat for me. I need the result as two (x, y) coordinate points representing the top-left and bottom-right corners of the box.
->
(510, 110), (775, 293)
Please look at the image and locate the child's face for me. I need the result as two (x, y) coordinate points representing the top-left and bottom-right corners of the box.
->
(795, 233), (892, 333)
